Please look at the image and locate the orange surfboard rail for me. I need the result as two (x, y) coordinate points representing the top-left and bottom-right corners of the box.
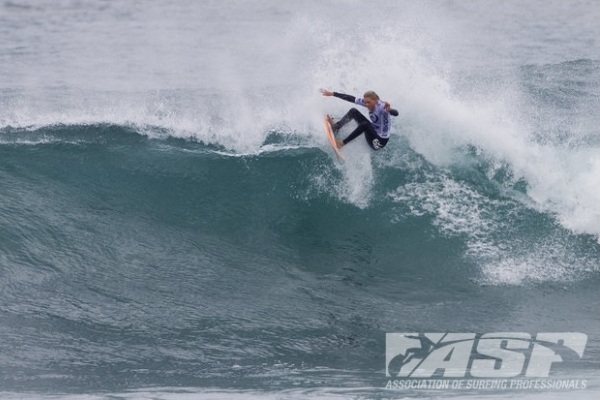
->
(323, 115), (344, 161)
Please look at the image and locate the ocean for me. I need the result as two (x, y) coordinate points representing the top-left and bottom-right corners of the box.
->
(0, 0), (599, 399)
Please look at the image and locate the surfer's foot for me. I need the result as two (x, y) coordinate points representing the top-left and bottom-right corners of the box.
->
(335, 139), (345, 149)
(327, 115), (339, 135)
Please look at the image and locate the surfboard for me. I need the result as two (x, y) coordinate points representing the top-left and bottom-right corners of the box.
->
(323, 115), (344, 161)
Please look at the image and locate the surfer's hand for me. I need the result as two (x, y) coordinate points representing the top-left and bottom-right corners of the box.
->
(384, 101), (391, 111)
(320, 88), (333, 96)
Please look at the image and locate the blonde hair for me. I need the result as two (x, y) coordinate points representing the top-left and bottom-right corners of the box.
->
(363, 91), (380, 101)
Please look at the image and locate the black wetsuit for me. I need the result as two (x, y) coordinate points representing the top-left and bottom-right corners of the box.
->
(332, 92), (391, 150)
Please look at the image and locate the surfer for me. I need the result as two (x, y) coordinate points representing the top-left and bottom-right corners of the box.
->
(320, 88), (395, 150)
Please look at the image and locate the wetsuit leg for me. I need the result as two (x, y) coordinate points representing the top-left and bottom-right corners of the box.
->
(342, 120), (374, 144)
(332, 107), (369, 133)
(364, 129), (389, 150)
(335, 107), (389, 150)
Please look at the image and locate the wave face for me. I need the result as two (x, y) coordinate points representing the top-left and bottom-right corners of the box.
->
(1, 0), (599, 397)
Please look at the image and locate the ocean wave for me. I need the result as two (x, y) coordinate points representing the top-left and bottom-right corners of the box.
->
(1, 122), (598, 286)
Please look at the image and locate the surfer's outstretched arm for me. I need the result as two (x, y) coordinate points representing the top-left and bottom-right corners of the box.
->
(320, 88), (356, 103)
(320, 88), (398, 115)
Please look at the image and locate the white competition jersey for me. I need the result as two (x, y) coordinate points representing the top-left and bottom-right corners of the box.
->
(355, 98), (391, 138)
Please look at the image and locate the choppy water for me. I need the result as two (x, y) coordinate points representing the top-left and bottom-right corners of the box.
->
(1, 0), (599, 398)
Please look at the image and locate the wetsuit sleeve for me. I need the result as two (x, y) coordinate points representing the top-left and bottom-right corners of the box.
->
(333, 92), (356, 103)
